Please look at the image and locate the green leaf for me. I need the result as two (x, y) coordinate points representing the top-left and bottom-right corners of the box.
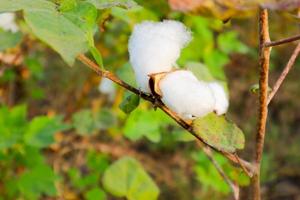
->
(0, 30), (22, 51)
(217, 31), (249, 54)
(59, 0), (78, 12)
(18, 165), (59, 200)
(85, 188), (107, 200)
(24, 116), (69, 148)
(0, 0), (54, 12)
(24, 6), (89, 66)
(94, 108), (117, 130)
(192, 113), (245, 153)
(123, 109), (171, 143)
(102, 156), (159, 200)
(86, 0), (138, 9)
(0, 105), (27, 149)
(72, 109), (95, 135)
(89, 45), (104, 68)
(119, 92), (140, 114)
(204, 50), (229, 80)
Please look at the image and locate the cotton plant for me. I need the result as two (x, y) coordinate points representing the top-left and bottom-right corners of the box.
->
(128, 20), (229, 120)
(0, 12), (19, 32)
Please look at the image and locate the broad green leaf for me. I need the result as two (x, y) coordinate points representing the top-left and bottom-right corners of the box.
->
(0, 0), (54, 12)
(192, 113), (245, 153)
(24, 116), (69, 148)
(119, 92), (140, 114)
(0, 30), (22, 51)
(85, 188), (107, 200)
(18, 165), (58, 200)
(0, 105), (27, 149)
(24, 6), (89, 65)
(87, 0), (138, 9)
(102, 156), (159, 200)
(72, 109), (95, 135)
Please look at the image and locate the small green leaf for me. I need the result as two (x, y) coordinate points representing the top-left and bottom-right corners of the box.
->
(18, 165), (59, 200)
(119, 92), (140, 114)
(59, 0), (78, 12)
(89, 45), (104, 69)
(102, 156), (159, 200)
(24, 116), (69, 148)
(250, 83), (272, 94)
(192, 113), (245, 153)
(72, 109), (95, 135)
(217, 31), (249, 54)
(85, 188), (107, 200)
(0, 30), (22, 51)
(0, 105), (27, 149)
(86, 0), (138, 9)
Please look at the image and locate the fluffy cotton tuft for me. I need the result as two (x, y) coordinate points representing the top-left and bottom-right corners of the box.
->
(128, 20), (192, 92)
(208, 82), (229, 115)
(99, 78), (116, 102)
(159, 70), (216, 120)
(0, 13), (19, 32)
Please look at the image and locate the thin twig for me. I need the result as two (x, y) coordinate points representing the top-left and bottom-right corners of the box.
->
(77, 53), (254, 175)
(203, 147), (239, 200)
(252, 8), (271, 200)
(264, 34), (300, 47)
(267, 42), (300, 104)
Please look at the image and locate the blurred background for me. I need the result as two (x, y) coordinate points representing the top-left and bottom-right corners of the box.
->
(1, 0), (300, 199)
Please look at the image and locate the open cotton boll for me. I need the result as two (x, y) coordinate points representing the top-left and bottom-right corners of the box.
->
(0, 13), (19, 33)
(159, 70), (216, 120)
(128, 20), (192, 92)
(208, 82), (229, 115)
(99, 78), (116, 102)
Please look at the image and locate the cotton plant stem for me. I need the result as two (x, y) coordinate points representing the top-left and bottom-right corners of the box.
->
(267, 42), (300, 104)
(77, 53), (254, 176)
(264, 34), (300, 47)
(203, 147), (239, 200)
(252, 9), (271, 200)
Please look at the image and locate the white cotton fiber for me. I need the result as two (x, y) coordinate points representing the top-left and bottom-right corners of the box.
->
(0, 13), (19, 32)
(159, 70), (216, 120)
(208, 82), (229, 115)
(128, 20), (192, 92)
(99, 78), (116, 102)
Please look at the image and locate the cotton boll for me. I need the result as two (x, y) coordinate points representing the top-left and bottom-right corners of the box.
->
(99, 78), (116, 102)
(159, 70), (216, 120)
(0, 13), (19, 32)
(208, 82), (229, 115)
(128, 20), (192, 92)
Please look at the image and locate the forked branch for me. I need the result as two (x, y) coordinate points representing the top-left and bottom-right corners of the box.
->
(267, 42), (300, 104)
